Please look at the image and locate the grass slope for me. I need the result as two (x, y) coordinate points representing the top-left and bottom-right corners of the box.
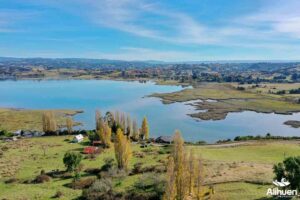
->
(1, 137), (300, 199)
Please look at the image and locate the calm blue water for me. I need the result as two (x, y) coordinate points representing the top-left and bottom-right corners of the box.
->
(0, 80), (300, 143)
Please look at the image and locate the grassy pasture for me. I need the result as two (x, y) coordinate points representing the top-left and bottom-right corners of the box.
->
(1, 136), (300, 199)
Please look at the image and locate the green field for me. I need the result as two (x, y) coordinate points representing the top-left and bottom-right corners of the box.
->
(1, 136), (299, 199)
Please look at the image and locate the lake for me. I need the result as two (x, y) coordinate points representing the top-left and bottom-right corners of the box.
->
(0, 80), (300, 143)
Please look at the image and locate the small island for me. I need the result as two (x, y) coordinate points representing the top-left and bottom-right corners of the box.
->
(284, 120), (300, 128)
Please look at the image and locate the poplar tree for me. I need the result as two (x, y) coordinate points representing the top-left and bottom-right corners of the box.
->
(95, 110), (103, 131)
(195, 157), (204, 200)
(114, 128), (132, 170)
(172, 130), (188, 200)
(42, 111), (57, 133)
(164, 131), (207, 200)
(126, 114), (132, 138)
(97, 121), (112, 148)
(188, 149), (195, 195)
(120, 112), (126, 131)
(163, 157), (177, 200)
(141, 117), (149, 140)
(66, 117), (73, 134)
(132, 119), (140, 141)
(114, 110), (120, 125)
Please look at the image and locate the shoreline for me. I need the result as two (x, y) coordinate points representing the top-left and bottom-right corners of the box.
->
(0, 108), (84, 131)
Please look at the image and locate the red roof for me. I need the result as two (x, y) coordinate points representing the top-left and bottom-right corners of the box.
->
(83, 146), (98, 154)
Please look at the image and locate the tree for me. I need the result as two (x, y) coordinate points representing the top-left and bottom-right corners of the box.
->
(126, 114), (132, 138)
(188, 149), (195, 195)
(104, 111), (115, 128)
(172, 130), (188, 200)
(114, 110), (120, 125)
(99, 122), (112, 148)
(164, 130), (207, 200)
(42, 111), (57, 133)
(63, 151), (83, 172)
(195, 157), (204, 200)
(95, 110), (104, 131)
(66, 117), (73, 134)
(132, 119), (140, 141)
(274, 156), (300, 190)
(163, 157), (177, 200)
(114, 128), (132, 170)
(140, 117), (149, 140)
(120, 112), (126, 132)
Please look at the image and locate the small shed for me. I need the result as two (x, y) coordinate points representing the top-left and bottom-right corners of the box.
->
(83, 146), (99, 154)
(155, 136), (173, 144)
(13, 130), (22, 136)
(92, 141), (102, 146)
(73, 134), (84, 143)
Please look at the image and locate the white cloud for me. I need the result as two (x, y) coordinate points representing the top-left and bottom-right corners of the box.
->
(240, 0), (300, 38)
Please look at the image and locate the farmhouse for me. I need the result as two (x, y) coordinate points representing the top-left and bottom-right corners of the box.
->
(73, 134), (84, 143)
(155, 136), (173, 144)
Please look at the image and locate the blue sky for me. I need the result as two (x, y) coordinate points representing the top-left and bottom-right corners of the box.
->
(0, 0), (300, 61)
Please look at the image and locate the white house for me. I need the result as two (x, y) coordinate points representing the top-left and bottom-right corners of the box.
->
(73, 134), (84, 143)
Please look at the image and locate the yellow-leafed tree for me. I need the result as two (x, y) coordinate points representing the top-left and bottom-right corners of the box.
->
(188, 149), (196, 195)
(172, 130), (188, 200)
(163, 157), (177, 200)
(66, 117), (73, 134)
(42, 111), (57, 133)
(114, 128), (132, 170)
(141, 117), (149, 140)
(99, 122), (112, 148)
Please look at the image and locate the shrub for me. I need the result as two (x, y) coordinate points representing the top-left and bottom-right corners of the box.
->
(131, 162), (143, 175)
(133, 151), (145, 158)
(53, 191), (64, 198)
(1, 146), (9, 151)
(33, 174), (51, 183)
(127, 173), (165, 200)
(100, 157), (115, 172)
(70, 177), (95, 189)
(84, 168), (101, 175)
(4, 178), (19, 184)
(82, 178), (113, 200)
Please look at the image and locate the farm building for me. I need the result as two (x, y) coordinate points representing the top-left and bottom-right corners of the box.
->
(73, 134), (84, 143)
(83, 146), (99, 154)
(92, 141), (102, 146)
(155, 136), (173, 144)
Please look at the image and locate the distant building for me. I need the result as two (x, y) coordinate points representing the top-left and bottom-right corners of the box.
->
(155, 136), (173, 144)
(92, 141), (102, 146)
(13, 130), (22, 136)
(73, 134), (84, 143)
(83, 146), (99, 154)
